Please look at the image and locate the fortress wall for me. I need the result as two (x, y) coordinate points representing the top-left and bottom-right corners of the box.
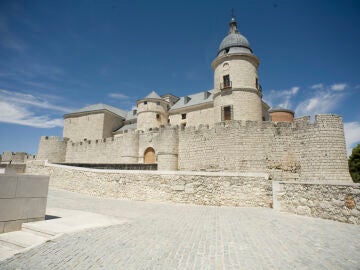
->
(25, 161), (272, 207)
(273, 181), (360, 224)
(178, 115), (351, 182)
(37, 136), (67, 163)
(1, 152), (27, 163)
(296, 115), (351, 181)
(179, 121), (273, 172)
(65, 131), (139, 164)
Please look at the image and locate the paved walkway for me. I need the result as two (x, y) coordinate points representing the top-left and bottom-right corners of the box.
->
(1, 188), (360, 269)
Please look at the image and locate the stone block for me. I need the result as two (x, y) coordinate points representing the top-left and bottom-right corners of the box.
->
(0, 175), (17, 198)
(0, 198), (23, 221)
(3, 219), (24, 233)
(20, 198), (47, 219)
(16, 175), (49, 198)
(172, 185), (185, 191)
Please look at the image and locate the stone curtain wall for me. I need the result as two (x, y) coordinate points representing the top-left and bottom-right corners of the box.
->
(179, 115), (351, 182)
(25, 161), (272, 207)
(36, 114), (351, 182)
(273, 181), (360, 224)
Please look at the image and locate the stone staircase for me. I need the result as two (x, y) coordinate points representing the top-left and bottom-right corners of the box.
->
(0, 208), (126, 262)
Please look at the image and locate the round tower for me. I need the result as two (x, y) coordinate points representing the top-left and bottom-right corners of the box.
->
(137, 91), (169, 131)
(211, 17), (262, 122)
(269, 107), (294, 123)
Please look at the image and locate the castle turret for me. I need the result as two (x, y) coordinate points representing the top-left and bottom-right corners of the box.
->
(137, 91), (169, 131)
(212, 17), (262, 122)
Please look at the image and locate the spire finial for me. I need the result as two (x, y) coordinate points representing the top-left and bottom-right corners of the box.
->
(229, 9), (238, 33)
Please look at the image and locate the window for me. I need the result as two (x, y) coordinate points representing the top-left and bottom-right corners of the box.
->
(144, 101), (147, 105)
(156, 114), (160, 119)
(256, 78), (259, 89)
(181, 113), (186, 119)
(181, 123), (186, 130)
(156, 101), (160, 106)
(168, 119), (170, 124)
(222, 105), (233, 121)
(222, 75), (231, 89)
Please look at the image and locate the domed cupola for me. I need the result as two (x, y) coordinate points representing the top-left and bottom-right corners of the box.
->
(217, 17), (253, 57)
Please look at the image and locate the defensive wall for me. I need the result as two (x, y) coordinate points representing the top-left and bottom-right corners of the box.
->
(0, 152), (36, 164)
(36, 114), (351, 182)
(25, 161), (360, 224)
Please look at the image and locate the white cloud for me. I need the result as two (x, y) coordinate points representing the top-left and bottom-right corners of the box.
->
(295, 91), (343, 117)
(311, 83), (324, 90)
(0, 89), (72, 113)
(108, 93), (130, 100)
(344, 122), (360, 155)
(330, 83), (347, 91)
(264, 86), (300, 109)
(0, 89), (72, 128)
(0, 101), (63, 128)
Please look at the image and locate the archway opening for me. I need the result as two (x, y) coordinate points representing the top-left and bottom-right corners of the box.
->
(144, 147), (156, 164)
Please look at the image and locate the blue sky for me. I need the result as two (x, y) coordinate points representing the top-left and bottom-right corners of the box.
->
(0, 0), (359, 155)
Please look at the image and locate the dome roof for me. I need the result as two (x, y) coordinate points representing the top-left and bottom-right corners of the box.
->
(219, 32), (251, 52)
(217, 17), (252, 55)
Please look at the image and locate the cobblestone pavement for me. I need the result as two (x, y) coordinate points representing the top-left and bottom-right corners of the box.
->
(1, 188), (360, 269)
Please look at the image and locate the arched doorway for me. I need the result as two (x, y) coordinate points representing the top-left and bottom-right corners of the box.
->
(144, 147), (156, 164)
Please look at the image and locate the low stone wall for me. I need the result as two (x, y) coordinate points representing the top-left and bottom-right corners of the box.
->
(0, 164), (26, 173)
(273, 181), (360, 224)
(0, 168), (49, 233)
(25, 161), (272, 207)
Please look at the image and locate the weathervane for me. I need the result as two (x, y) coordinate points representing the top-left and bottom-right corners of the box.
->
(231, 8), (235, 18)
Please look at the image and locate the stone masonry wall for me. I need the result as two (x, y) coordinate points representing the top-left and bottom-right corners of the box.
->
(65, 131), (139, 164)
(179, 115), (351, 182)
(37, 136), (67, 163)
(25, 161), (272, 207)
(273, 181), (360, 225)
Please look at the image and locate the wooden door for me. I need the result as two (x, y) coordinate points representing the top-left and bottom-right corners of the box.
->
(144, 147), (156, 164)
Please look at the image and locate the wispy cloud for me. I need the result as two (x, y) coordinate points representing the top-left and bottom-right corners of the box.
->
(108, 93), (130, 100)
(0, 89), (72, 128)
(330, 83), (347, 91)
(0, 101), (63, 128)
(264, 86), (300, 109)
(295, 83), (347, 116)
(344, 122), (360, 155)
(311, 83), (324, 90)
(0, 89), (72, 113)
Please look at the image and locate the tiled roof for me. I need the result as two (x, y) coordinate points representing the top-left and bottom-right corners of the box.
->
(65, 103), (128, 118)
(145, 91), (161, 99)
(170, 89), (214, 111)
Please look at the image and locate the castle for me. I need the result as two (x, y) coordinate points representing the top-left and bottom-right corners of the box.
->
(36, 17), (352, 182)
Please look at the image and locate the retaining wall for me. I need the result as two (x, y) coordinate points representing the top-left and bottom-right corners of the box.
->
(273, 181), (360, 224)
(25, 161), (272, 207)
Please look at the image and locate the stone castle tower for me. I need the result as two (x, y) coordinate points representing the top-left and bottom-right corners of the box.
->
(212, 17), (263, 122)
